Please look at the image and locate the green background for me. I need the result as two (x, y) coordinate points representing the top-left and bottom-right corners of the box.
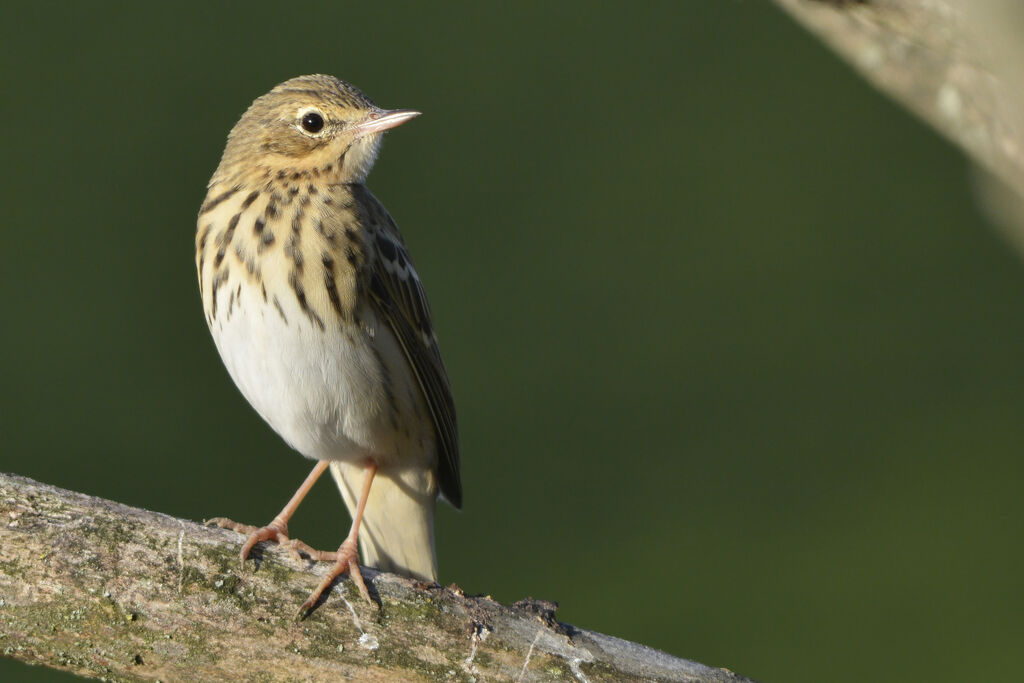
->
(3, 2), (1023, 682)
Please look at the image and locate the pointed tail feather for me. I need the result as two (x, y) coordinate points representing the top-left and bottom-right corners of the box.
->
(329, 462), (438, 582)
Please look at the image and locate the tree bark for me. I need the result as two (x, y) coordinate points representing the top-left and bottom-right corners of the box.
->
(0, 473), (754, 682)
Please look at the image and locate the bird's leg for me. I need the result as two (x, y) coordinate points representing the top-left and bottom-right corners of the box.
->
(299, 461), (378, 615)
(208, 460), (330, 565)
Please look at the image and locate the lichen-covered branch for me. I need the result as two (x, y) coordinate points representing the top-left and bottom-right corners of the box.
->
(0, 473), (754, 682)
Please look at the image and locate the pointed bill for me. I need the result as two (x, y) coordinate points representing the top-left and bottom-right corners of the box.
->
(353, 109), (421, 137)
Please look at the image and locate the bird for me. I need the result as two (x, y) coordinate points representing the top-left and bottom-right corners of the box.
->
(195, 74), (460, 615)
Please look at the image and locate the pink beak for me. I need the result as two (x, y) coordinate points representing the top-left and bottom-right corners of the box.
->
(352, 109), (421, 137)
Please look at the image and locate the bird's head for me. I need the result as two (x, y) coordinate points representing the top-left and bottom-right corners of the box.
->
(214, 74), (419, 186)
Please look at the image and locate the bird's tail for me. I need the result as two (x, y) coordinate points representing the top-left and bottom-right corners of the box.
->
(329, 461), (438, 582)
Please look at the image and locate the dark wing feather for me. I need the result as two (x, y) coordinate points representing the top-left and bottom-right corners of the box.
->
(361, 193), (461, 508)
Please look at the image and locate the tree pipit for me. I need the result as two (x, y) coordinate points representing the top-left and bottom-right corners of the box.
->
(195, 74), (460, 615)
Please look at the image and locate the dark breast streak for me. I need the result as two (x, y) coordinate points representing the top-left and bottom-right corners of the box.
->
(198, 180), (370, 332)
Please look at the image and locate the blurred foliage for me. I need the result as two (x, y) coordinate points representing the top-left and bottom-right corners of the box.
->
(2, 2), (1023, 682)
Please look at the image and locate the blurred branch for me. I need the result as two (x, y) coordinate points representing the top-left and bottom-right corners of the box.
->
(772, 0), (1024, 240)
(0, 473), (754, 683)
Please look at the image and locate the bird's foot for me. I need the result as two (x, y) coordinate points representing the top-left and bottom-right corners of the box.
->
(205, 516), (260, 536)
(207, 516), (293, 566)
(280, 539), (338, 563)
(297, 537), (369, 618)
(207, 517), (340, 566)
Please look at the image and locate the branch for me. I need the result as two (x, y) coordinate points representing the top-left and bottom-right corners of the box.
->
(773, 0), (1024, 190)
(0, 473), (755, 682)
(772, 0), (1024, 243)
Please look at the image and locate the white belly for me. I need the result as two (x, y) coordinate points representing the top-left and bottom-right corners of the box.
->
(208, 281), (431, 467)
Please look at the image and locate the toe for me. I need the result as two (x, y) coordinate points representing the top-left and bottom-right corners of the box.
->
(281, 538), (338, 563)
(206, 517), (258, 534)
(348, 560), (372, 603)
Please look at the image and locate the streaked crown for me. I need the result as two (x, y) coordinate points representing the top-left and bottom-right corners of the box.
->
(211, 74), (419, 186)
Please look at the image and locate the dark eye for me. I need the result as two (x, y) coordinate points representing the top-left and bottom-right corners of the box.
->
(301, 112), (324, 133)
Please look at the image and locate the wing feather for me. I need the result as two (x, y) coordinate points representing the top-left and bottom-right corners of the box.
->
(360, 191), (462, 508)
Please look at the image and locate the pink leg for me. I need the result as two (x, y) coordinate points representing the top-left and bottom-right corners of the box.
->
(299, 461), (378, 615)
(208, 460), (330, 564)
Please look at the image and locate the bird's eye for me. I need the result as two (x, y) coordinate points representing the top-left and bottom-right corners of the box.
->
(301, 112), (325, 133)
